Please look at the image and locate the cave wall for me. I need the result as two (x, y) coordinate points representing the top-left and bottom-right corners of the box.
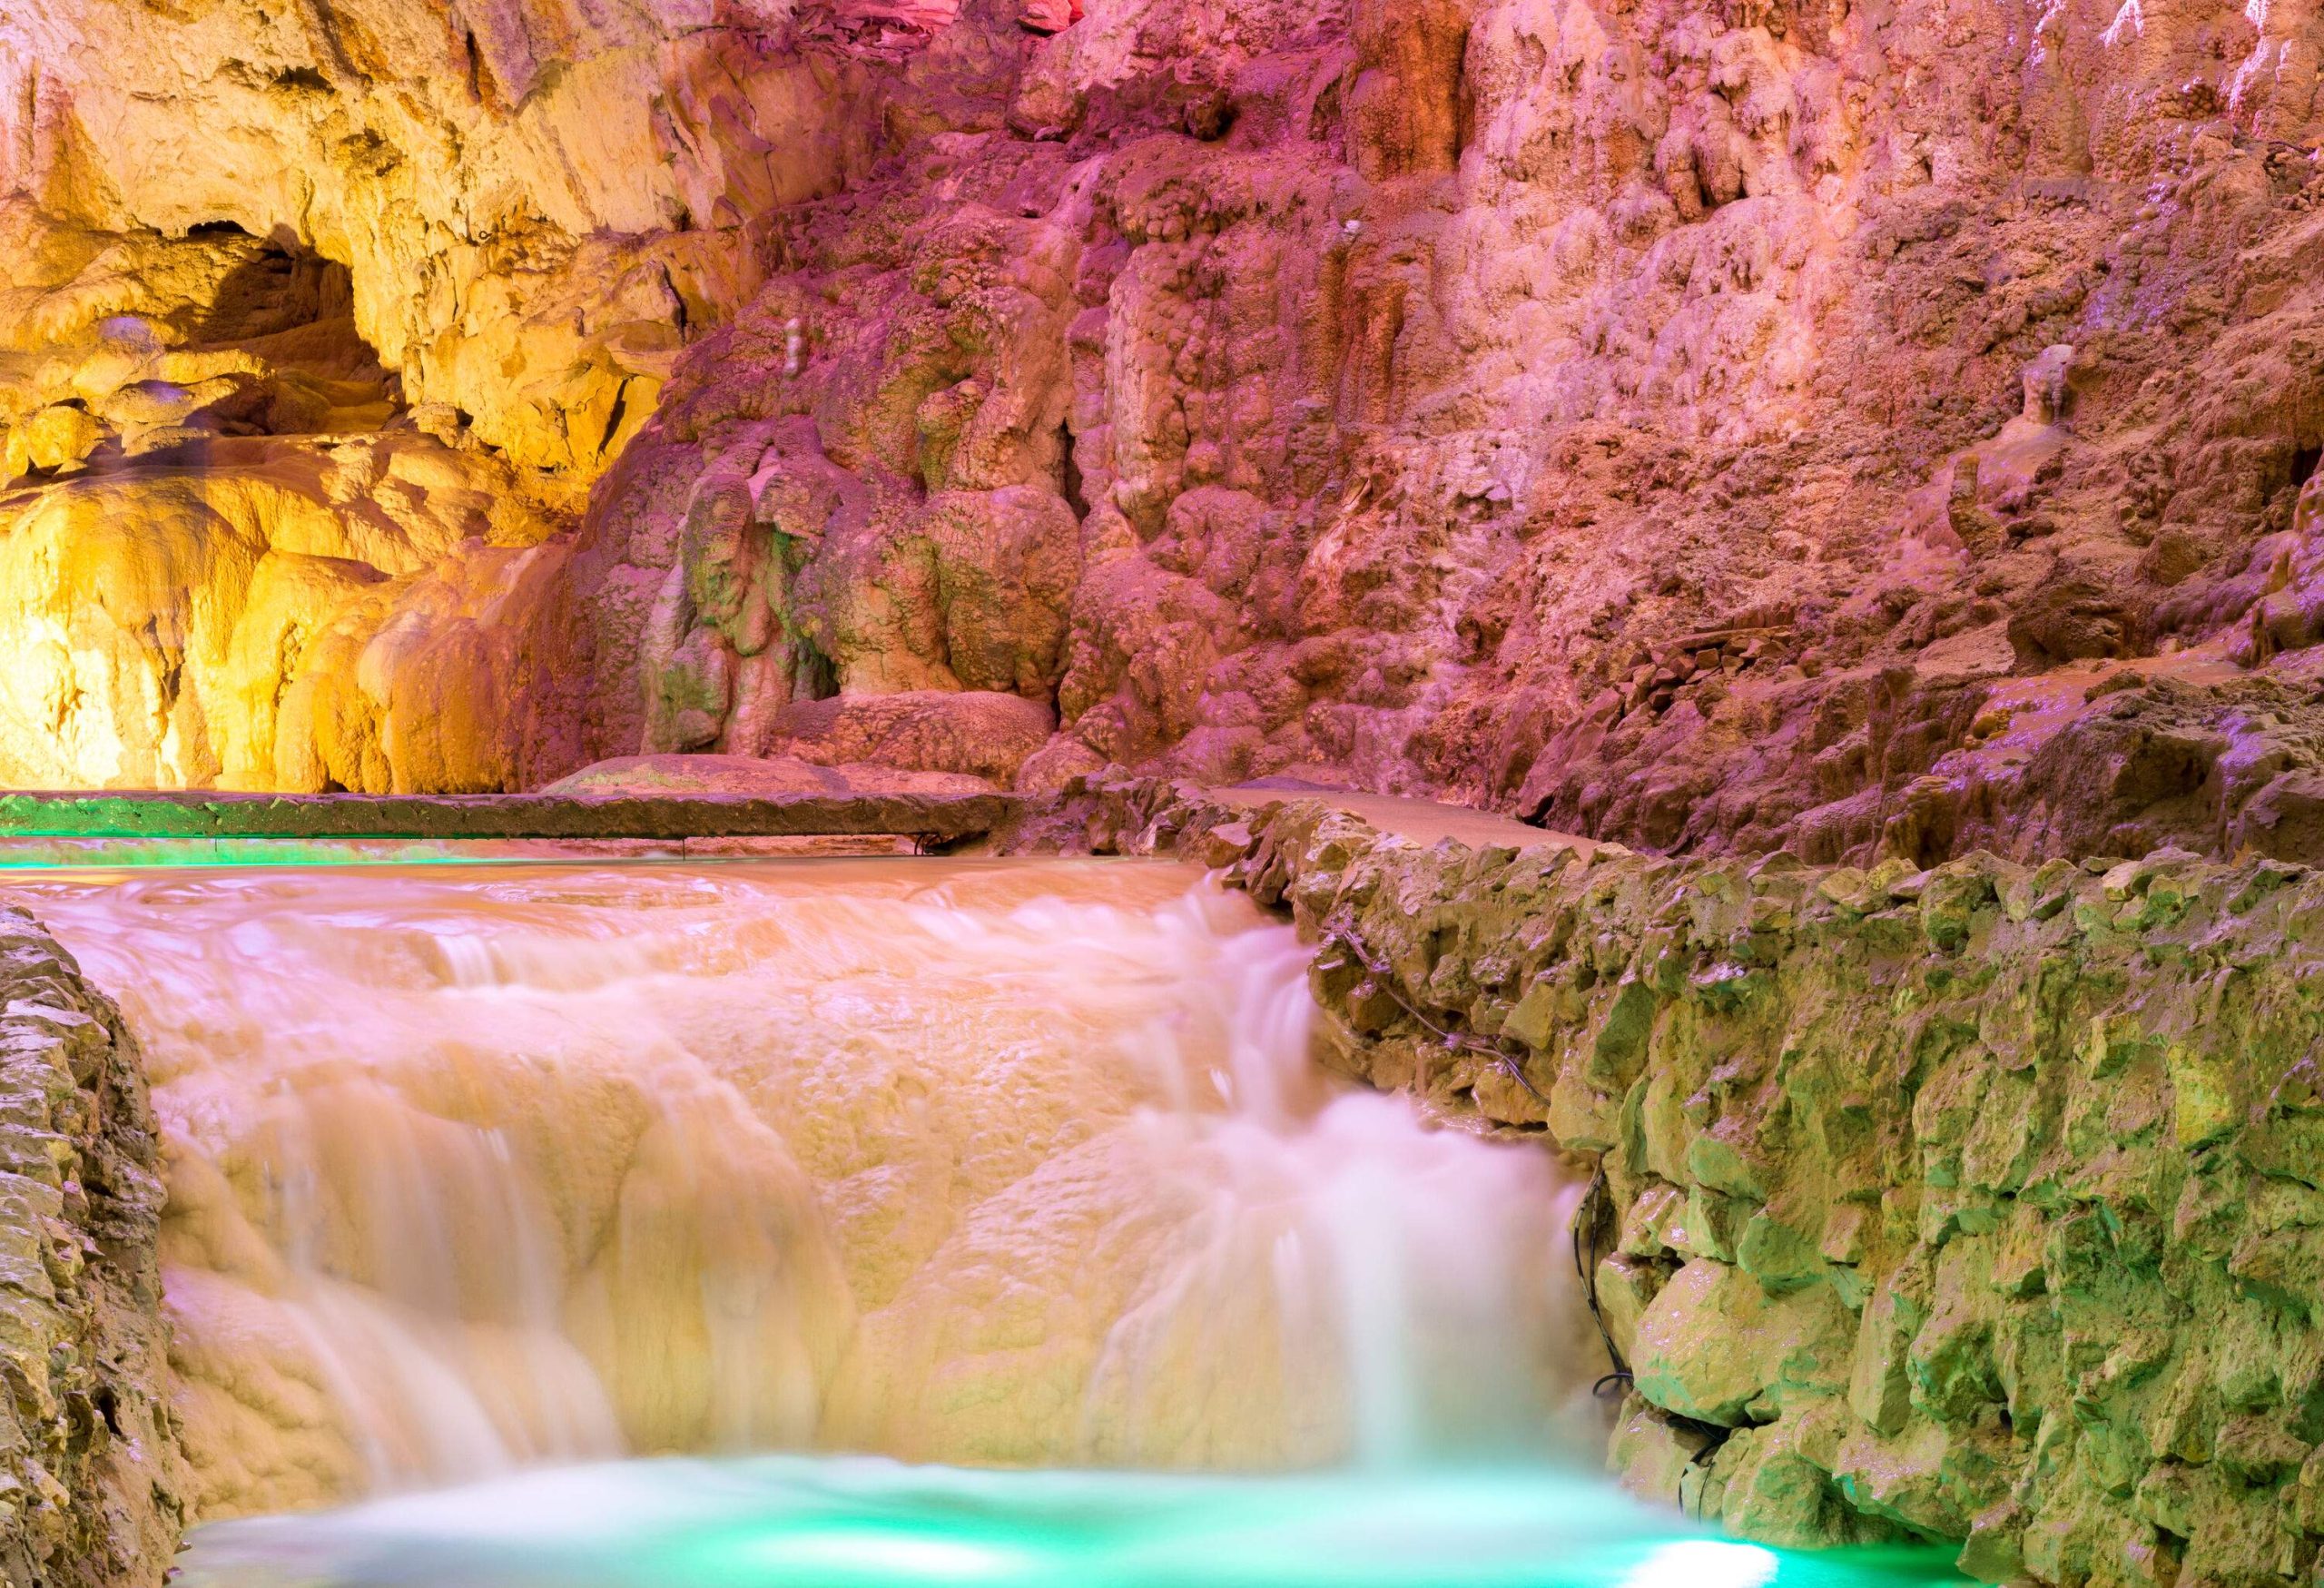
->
(13, 0), (2324, 863)
(595, 0), (2324, 863)
(1027, 774), (2324, 1587)
(0, 0), (913, 793)
(0, 0), (881, 469)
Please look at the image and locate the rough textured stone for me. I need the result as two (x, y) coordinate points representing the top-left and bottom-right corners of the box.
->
(540, 753), (997, 798)
(1630, 1259), (1851, 1429)
(1023, 774), (2324, 1584)
(0, 912), (185, 1588)
(12, 0), (2324, 870)
(760, 691), (1056, 784)
(0, 789), (1019, 842)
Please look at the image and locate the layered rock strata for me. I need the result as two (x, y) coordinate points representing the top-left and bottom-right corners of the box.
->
(1019, 774), (2324, 1587)
(0, 912), (183, 1588)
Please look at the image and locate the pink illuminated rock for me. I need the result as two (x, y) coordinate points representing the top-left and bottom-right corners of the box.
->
(798, 0), (964, 45)
(1019, 0), (1080, 32)
(7, 0), (2324, 874)
(764, 691), (1057, 784)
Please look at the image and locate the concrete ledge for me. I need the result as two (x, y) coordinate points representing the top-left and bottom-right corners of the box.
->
(0, 791), (1022, 842)
(1209, 785), (1611, 855)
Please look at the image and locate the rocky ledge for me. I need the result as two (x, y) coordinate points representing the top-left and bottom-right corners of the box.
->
(0, 913), (182, 1587)
(1013, 774), (2324, 1588)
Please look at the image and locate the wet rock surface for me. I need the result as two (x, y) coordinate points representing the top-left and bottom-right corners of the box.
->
(1027, 774), (2324, 1585)
(0, 913), (184, 1587)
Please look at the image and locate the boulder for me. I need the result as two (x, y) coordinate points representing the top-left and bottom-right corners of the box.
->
(1629, 1259), (1852, 1428)
(764, 691), (1055, 784)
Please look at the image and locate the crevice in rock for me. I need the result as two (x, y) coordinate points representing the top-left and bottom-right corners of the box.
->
(599, 380), (632, 458)
(162, 225), (401, 439)
(271, 65), (333, 95)
(792, 642), (840, 704)
(190, 226), (357, 346)
(1059, 421), (1088, 522)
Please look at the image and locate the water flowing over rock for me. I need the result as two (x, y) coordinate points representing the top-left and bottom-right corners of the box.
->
(17, 859), (1590, 1524)
(20, 0), (2324, 1574)
(1034, 774), (2324, 1586)
(8, 0), (2324, 865)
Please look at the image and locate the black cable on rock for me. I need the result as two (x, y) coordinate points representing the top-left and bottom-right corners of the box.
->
(1318, 909), (1630, 1399)
(1571, 1161), (1633, 1402)
(1317, 908), (1552, 1108)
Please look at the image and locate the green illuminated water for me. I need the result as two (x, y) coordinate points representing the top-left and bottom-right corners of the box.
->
(177, 1457), (1961, 1588)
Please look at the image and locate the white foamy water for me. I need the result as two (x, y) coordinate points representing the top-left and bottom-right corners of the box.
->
(17, 857), (1592, 1519)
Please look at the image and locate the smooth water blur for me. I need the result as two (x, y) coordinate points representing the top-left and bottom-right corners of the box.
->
(27, 854), (1967, 1587)
(20, 858), (1592, 1518)
(176, 1456), (1964, 1588)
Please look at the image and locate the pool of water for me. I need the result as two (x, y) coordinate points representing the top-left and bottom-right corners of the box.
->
(177, 1457), (1963, 1588)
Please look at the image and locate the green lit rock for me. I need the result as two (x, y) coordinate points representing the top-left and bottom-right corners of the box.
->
(1631, 1261), (1852, 1428)
(1029, 774), (2324, 1585)
(1606, 1394), (1713, 1509)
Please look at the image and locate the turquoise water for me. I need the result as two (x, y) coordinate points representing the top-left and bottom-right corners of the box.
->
(177, 1457), (1963, 1588)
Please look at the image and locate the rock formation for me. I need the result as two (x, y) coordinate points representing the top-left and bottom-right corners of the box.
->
(1035, 774), (2324, 1587)
(0, 911), (184, 1588)
(4, 0), (2324, 867)
(22, 0), (2324, 1573)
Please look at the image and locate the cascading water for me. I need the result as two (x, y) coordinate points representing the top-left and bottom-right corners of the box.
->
(21, 860), (1580, 1495)
(17, 855), (1965, 1587)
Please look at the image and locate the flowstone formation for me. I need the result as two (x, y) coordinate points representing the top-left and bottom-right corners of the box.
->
(1028, 775), (2324, 1587)
(8, 0), (2324, 865)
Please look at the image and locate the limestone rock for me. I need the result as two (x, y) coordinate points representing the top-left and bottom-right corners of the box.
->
(765, 691), (1057, 784)
(1630, 1260), (1851, 1428)
(538, 753), (997, 797)
(0, 913), (186, 1586)
(1606, 1394), (1713, 1511)
(14, 0), (2324, 846)
(791, 487), (1084, 698)
(1038, 776), (2324, 1583)
(1019, 0), (1081, 33)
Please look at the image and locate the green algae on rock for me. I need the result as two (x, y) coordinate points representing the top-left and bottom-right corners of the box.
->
(1019, 775), (2324, 1586)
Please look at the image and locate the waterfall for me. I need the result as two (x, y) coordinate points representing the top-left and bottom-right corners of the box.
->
(25, 858), (1594, 1520)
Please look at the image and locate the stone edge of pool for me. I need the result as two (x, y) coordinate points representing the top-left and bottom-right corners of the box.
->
(1008, 771), (2324, 1588)
(0, 791), (1022, 843)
